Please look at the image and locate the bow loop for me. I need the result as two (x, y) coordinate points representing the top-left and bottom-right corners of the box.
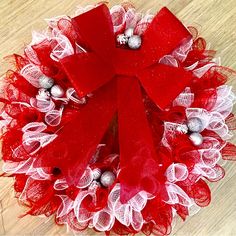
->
(72, 4), (116, 64)
(113, 7), (192, 73)
(138, 64), (193, 110)
(61, 52), (115, 96)
(141, 7), (191, 67)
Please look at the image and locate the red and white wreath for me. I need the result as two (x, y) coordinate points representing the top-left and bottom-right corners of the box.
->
(1, 3), (236, 235)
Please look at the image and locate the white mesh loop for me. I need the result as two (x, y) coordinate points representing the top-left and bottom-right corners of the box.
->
(108, 184), (120, 211)
(24, 46), (40, 65)
(165, 183), (193, 207)
(173, 87), (194, 108)
(76, 167), (93, 189)
(159, 55), (178, 67)
(30, 31), (48, 46)
(135, 14), (154, 35)
(45, 15), (70, 29)
(2, 158), (33, 174)
(23, 132), (57, 147)
(125, 8), (141, 29)
(113, 202), (131, 226)
(172, 39), (193, 62)
(21, 122), (57, 156)
(93, 208), (115, 232)
(110, 5), (126, 33)
(50, 30), (74, 61)
(193, 63), (216, 78)
(0, 111), (13, 128)
(20, 64), (43, 88)
(24, 32), (47, 65)
(54, 179), (68, 190)
(12, 140), (40, 157)
(130, 210), (143, 231)
(22, 122), (47, 133)
(66, 88), (86, 104)
(128, 191), (147, 211)
(74, 191), (94, 223)
(193, 164), (218, 180)
(188, 203), (201, 216)
(31, 168), (51, 180)
(162, 122), (186, 148)
(200, 149), (221, 167)
(57, 195), (74, 218)
(30, 97), (55, 113)
(166, 163), (188, 183)
(185, 61), (199, 71)
(213, 85), (236, 118)
(45, 109), (62, 126)
(207, 112), (230, 139)
(107, 184), (147, 231)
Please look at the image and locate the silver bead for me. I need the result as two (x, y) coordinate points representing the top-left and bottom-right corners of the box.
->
(176, 124), (188, 134)
(117, 34), (128, 45)
(100, 171), (116, 187)
(39, 75), (54, 89)
(89, 180), (101, 190)
(92, 168), (102, 180)
(124, 28), (134, 38)
(189, 132), (203, 146)
(128, 35), (142, 49)
(50, 85), (64, 98)
(187, 117), (203, 133)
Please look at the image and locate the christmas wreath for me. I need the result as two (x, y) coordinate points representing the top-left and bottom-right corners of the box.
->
(1, 3), (236, 235)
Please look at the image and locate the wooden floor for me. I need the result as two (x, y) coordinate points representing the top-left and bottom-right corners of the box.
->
(0, 0), (236, 235)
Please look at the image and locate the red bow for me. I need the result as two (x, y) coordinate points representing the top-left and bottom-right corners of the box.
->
(40, 4), (192, 203)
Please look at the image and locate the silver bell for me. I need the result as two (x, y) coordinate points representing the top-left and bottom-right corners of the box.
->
(117, 34), (128, 45)
(128, 35), (142, 49)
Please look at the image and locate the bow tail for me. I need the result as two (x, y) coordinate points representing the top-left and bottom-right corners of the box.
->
(138, 64), (193, 110)
(117, 76), (159, 203)
(36, 79), (117, 185)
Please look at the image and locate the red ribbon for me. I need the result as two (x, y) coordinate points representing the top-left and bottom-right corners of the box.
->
(40, 4), (193, 203)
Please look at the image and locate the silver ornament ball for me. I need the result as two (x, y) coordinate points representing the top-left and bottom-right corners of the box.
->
(50, 85), (64, 98)
(39, 75), (54, 89)
(100, 171), (116, 187)
(92, 168), (102, 180)
(128, 35), (142, 49)
(117, 34), (128, 45)
(187, 117), (203, 133)
(124, 28), (134, 38)
(189, 132), (203, 146)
